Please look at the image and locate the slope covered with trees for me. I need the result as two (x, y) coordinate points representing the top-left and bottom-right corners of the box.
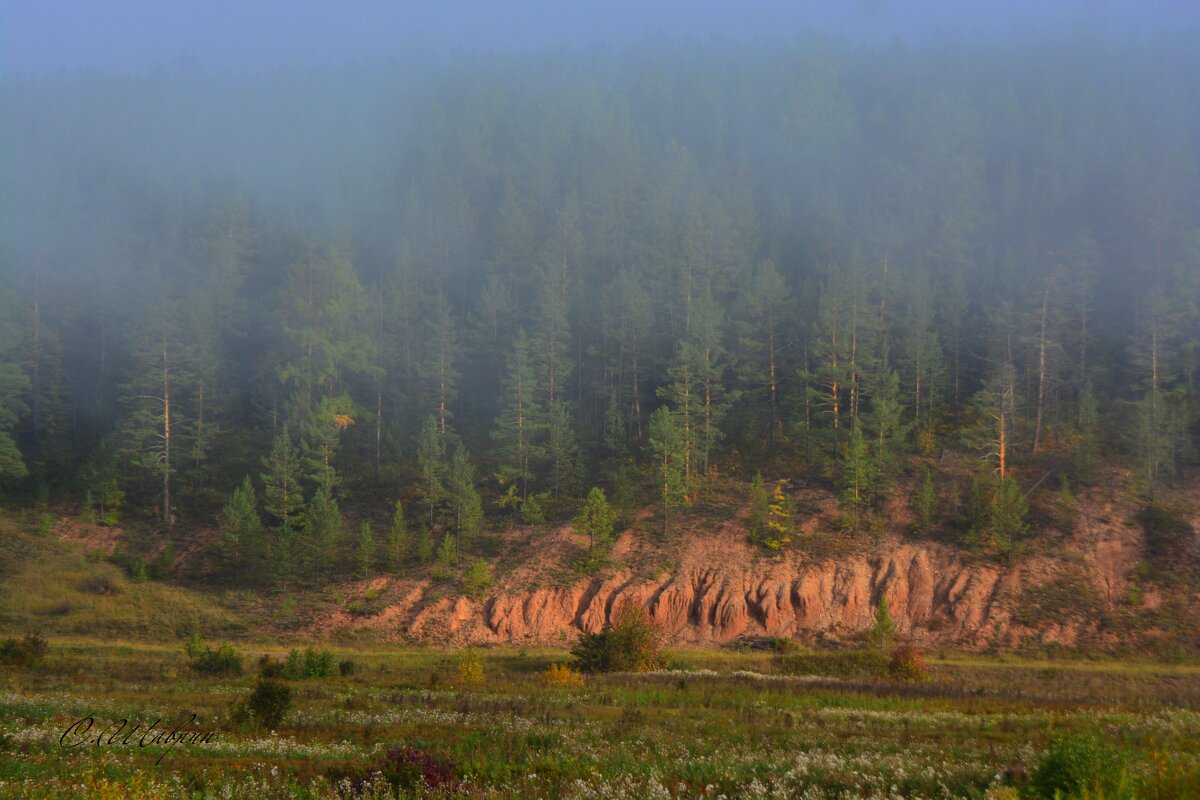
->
(2, 36), (1199, 591)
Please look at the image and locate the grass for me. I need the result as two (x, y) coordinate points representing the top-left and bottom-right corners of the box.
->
(0, 640), (1197, 798)
(1, 506), (1198, 797)
(0, 520), (244, 641)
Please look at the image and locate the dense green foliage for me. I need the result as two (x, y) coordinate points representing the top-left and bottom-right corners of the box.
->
(2, 38), (1199, 583)
(571, 604), (665, 673)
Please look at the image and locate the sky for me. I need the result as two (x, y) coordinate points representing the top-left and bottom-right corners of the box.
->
(3, 0), (1198, 76)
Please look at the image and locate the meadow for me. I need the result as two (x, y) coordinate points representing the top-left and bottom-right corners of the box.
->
(1, 639), (1199, 799)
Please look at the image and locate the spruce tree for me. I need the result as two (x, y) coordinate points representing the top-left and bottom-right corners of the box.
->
(261, 431), (303, 591)
(358, 522), (374, 580)
(492, 328), (540, 500)
(388, 500), (408, 572)
(869, 596), (897, 654)
(301, 487), (343, 582)
(912, 468), (938, 533)
(219, 476), (262, 587)
(575, 487), (617, 554)
(416, 416), (445, 527)
(447, 441), (482, 558)
(648, 406), (687, 537)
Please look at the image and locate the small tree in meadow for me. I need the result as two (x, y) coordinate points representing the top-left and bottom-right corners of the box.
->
(572, 604), (665, 673)
(868, 596), (897, 654)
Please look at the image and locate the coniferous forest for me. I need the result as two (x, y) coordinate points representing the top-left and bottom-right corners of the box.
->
(2, 37), (1200, 588)
(7, 15), (1200, 798)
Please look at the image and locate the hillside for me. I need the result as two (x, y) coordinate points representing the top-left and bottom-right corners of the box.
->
(5, 465), (1197, 658)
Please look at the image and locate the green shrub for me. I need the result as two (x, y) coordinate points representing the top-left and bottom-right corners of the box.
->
(1027, 735), (1127, 799)
(184, 636), (242, 677)
(0, 633), (49, 667)
(258, 654), (284, 678)
(572, 605), (665, 673)
(248, 678), (291, 729)
(282, 647), (334, 679)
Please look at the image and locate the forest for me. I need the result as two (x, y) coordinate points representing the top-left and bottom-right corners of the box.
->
(2, 35), (1199, 589)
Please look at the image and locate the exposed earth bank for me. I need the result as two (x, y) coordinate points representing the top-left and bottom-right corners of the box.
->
(310, 472), (1199, 652)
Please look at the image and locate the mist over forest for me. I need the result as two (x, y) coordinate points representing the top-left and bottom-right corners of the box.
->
(1, 32), (1199, 576)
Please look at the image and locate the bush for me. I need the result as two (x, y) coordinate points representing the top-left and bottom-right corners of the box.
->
(258, 654), (284, 678)
(380, 746), (456, 793)
(338, 658), (356, 677)
(888, 645), (929, 682)
(572, 605), (665, 673)
(184, 636), (242, 677)
(0, 633), (49, 667)
(282, 647), (334, 679)
(456, 649), (485, 685)
(247, 678), (291, 729)
(1027, 735), (1127, 799)
(540, 662), (585, 688)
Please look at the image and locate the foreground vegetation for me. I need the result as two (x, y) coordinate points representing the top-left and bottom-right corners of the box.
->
(1, 638), (1198, 799)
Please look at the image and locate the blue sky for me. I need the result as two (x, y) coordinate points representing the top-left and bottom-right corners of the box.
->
(2, 1), (1197, 75)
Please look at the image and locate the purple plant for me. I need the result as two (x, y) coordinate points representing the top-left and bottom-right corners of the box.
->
(381, 745), (457, 792)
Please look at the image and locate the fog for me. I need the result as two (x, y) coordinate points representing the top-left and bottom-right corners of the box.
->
(0, 3), (1198, 544)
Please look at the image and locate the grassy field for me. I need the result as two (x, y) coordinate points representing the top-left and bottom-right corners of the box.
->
(1, 639), (1198, 799)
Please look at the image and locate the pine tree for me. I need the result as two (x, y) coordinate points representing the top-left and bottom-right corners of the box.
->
(737, 260), (791, 451)
(763, 481), (794, 549)
(447, 441), (482, 558)
(0, 289), (29, 480)
(841, 426), (874, 531)
(912, 468), (938, 533)
(868, 596), (897, 654)
(387, 500), (408, 572)
(544, 400), (580, 500)
(416, 416), (445, 528)
(900, 268), (946, 453)
(415, 526), (434, 563)
(747, 473), (769, 543)
(219, 476), (262, 587)
(1072, 383), (1100, 483)
(261, 431), (303, 591)
(120, 298), (190, 531)
(988, 475), (1028, 555)
(436, 533), (457, 573)
(301, 487), (343, 582)
(575, 487), (617, 554)
(358, 522), (374, 580)
(492, 328), (540, 500)
(648, 406), (687, 537)
(861, 366), (908, 488)
(275, 246), (374, 488)
(422, 289), (459, 435)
